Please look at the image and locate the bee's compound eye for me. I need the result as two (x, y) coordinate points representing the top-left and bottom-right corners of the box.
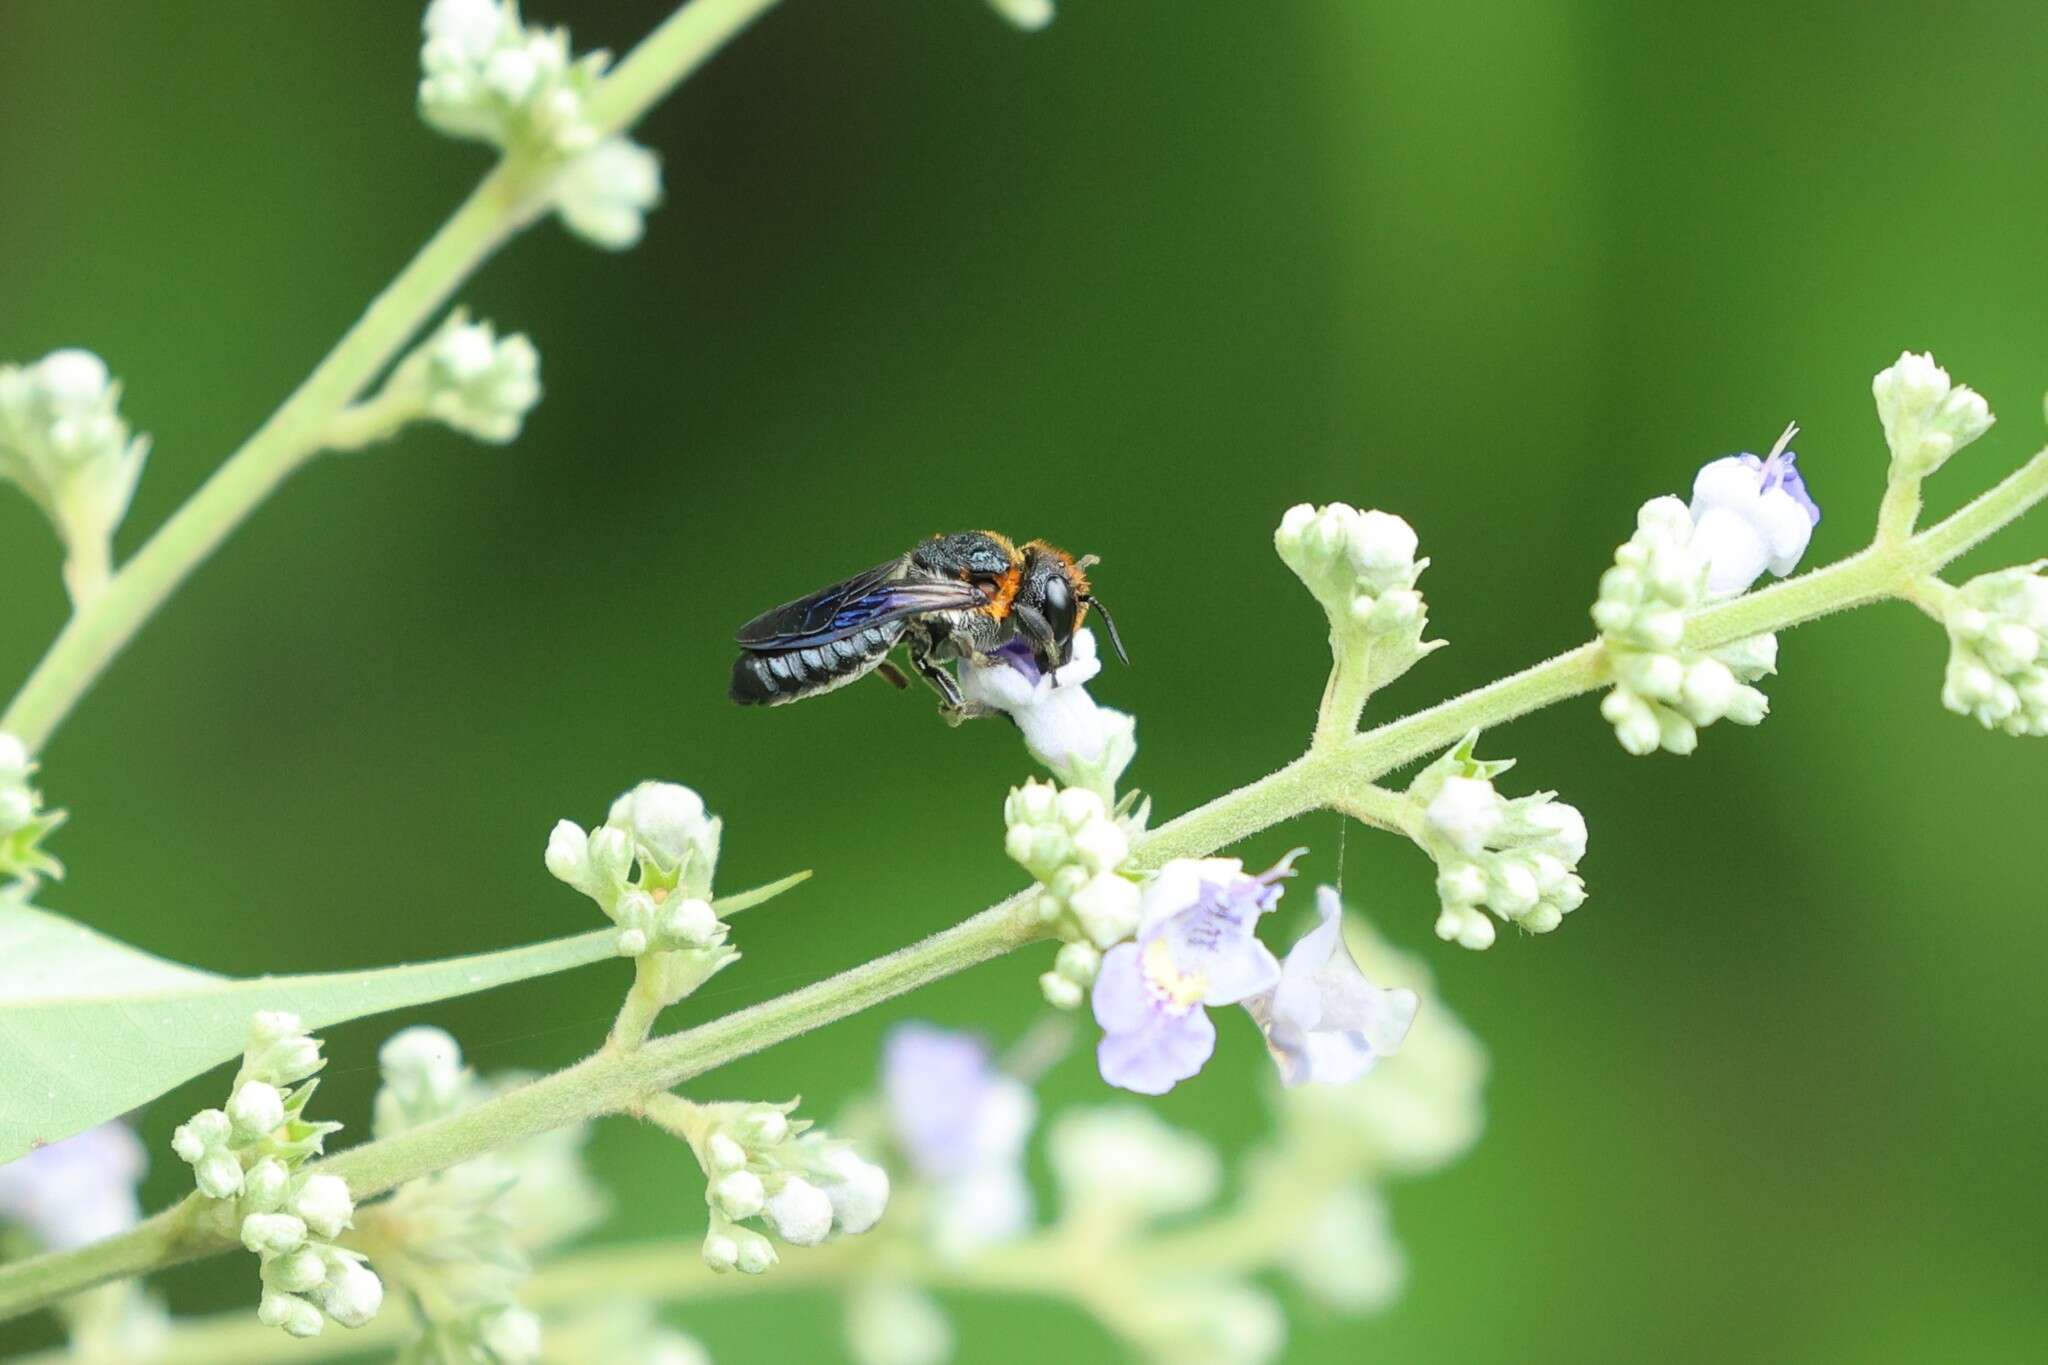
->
(1041, 575), (1072, 615)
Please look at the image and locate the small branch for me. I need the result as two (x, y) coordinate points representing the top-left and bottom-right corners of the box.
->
(1, 0), (791, 757)
(320, 387), (429, 454)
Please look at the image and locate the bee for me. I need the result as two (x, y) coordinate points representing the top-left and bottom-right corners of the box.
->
(730, 531), (1127, 718)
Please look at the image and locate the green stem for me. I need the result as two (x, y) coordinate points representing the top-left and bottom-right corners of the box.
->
(1875, 467), (1924, 545)
(1909, 445), (2048, 568)
(1, 0), (791, 757)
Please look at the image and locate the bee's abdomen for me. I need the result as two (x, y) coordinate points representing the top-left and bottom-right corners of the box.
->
(730, 622), (903, 706)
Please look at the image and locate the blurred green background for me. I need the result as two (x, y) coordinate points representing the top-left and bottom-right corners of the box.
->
(4, 1), (2045, 1360)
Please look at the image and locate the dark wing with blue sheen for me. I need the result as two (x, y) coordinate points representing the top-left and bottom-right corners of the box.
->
(735, 557), (984, 650)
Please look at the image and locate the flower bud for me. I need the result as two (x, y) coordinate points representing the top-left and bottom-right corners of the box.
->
(258, 1290), (324, 1339)
(763, 1177), (834, 1246)
(287, 1174), (355, 1240)
(318, 1259), (384, 1330)
(227, 1082), (286, 1141)
(240, 1213), (308, 1257)
(711, 1170), (766, 1219)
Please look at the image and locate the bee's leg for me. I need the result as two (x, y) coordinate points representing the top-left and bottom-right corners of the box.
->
(875, 661), (912, 691)
(908, 650), (991, 726)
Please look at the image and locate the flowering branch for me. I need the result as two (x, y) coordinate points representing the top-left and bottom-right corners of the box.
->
(0, 0), (783, 756)
(10, 398), (2044, 1321)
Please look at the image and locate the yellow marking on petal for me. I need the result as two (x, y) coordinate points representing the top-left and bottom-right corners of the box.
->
(1142, 937), (1208, 1010)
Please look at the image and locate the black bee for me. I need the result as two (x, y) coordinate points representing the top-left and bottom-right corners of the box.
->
(731, 531), (1127, 718)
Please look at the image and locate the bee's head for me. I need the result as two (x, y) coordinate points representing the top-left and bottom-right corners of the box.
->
(1014, 542), (1128, 676)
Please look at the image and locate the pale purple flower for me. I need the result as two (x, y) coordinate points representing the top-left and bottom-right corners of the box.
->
(882, 1024), (1034, 1254)
(1090, 856), (1295, 1095)
(1246, 888), (1418, 1086)
(1689, 425), (1821, 597)
(0, 1122), (145, 1251)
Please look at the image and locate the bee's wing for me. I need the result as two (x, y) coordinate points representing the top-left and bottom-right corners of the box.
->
(735, 557), (985, 650)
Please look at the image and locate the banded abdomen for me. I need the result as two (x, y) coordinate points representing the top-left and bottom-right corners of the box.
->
(729, 620), (905, 706)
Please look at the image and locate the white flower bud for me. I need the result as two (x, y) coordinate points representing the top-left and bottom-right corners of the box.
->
(706, 1132), (748, 1174)
(226, 1082), (285, 1141)
(258, 1290), (324, 1339)
(701, 1232), (740, 1272)
(544, 819), (590, 885)
(815, 1146), (890, 1236)
(660, 897), (721, 948)
(732, 1227), (778, 1274)
(262, 1248), (329, 1295)
(318, 1259), (384, 1330)
(196, 1152), (246, 1201)
(241, 1158), (290, 1212)
(1053, 940), (1101, 984)
(172, 1110), (228, 1163)
(742, 1107), (791, 1147)
(763, 1177), (834, 1246)
(1422, 776), (1504, 856)
(585, 824), (634, 889)
(1039, 970), (1084, 1010)
(240, 1213), (308, 1257)
(608, 780), (719, 880)
(287, 1174), (354, 1240)
(711, 1170), (766, 1219)
(1067, 873), (1139, 948)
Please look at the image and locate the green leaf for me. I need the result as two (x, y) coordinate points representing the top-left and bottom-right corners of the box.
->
(0, 873), (810, 1163)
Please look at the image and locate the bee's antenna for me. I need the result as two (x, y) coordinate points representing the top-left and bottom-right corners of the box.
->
(1085, 593), (1130, 664)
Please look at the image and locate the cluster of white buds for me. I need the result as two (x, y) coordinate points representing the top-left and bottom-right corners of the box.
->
(550, 137), (664, 252)
(417, 1), (664, 252)
(548, 780), (731, 963)
(1276, 503), (1442, 707)
(1003, 779), (1143, 1007)
(419, 0), (604, 156)
(1405, 733), (1586, 949)
(1592, 498), (1778, 755)
(684, 1100), (890, 1276)
(170, 1014), (378, 1339)
(0, 348), (150, 602)
(1939, 563), (2048, 736)
(0, 733), (64, 886)
(404, 309), (542, 443)
(1873, 350), (1994, 480)
(362, 1028), (608, 1365)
